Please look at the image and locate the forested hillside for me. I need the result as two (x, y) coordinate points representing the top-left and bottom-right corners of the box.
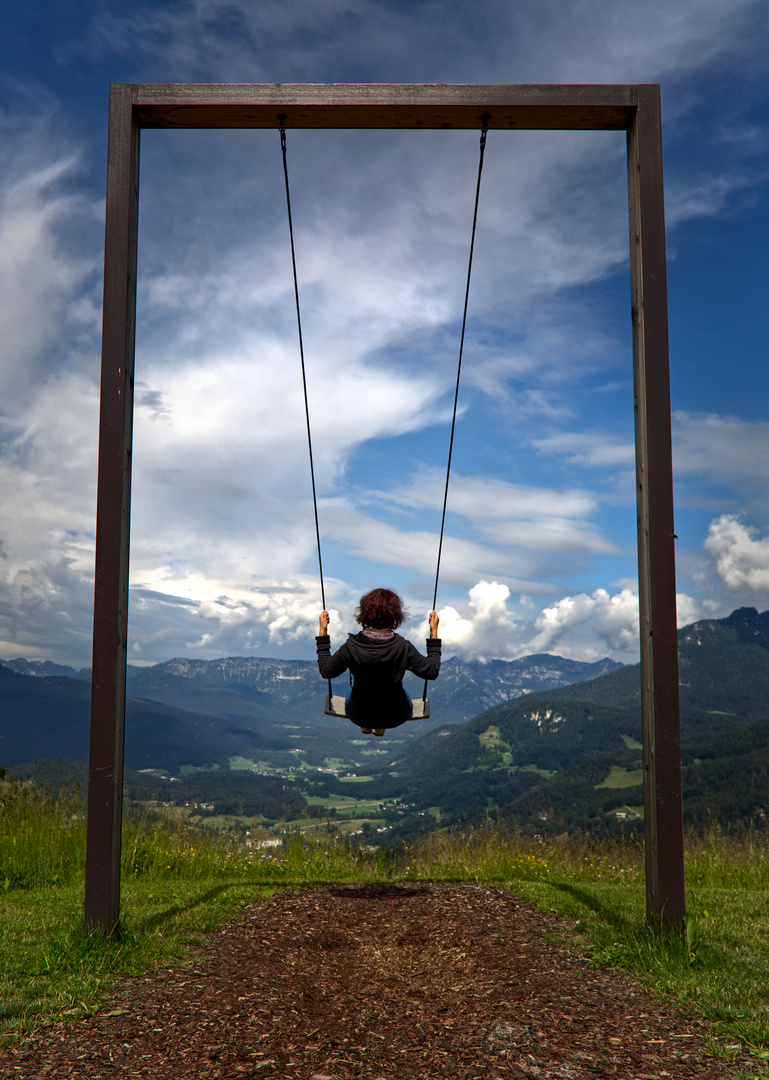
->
(342, 608), (769, 836)
(549, 607), (769, 730)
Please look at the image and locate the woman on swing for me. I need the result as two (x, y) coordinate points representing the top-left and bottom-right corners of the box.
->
(316, 588), (441, 736)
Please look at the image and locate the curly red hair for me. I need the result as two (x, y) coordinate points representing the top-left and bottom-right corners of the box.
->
(355, 588), (408, 630)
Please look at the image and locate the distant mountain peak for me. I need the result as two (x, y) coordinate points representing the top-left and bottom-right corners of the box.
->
(157, 656), (314, 682)
(680, 607), (769, 653)
(0, 658), (78, 678)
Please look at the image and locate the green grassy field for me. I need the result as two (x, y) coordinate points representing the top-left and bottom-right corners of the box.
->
(305, 794), (391, 813)
(2, 774), (769, 1078)
(597, 764), (645, 788)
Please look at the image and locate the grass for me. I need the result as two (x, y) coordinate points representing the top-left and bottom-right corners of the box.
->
(3, 776), (769, 1077)
(595, 764), (644, 788)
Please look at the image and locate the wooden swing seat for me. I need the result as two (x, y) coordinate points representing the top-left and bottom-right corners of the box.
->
(324, 694), (429, 721)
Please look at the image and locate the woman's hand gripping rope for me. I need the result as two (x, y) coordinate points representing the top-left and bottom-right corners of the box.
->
(319, 609), (437, 638)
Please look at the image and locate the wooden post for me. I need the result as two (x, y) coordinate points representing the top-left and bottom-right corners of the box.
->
(84, 84), (140, 934)
(627, 86), (686, 929)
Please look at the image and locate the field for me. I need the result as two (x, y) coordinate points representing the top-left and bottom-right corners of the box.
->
(597, 764), (645, 788)
(2, 774), (769, 1078)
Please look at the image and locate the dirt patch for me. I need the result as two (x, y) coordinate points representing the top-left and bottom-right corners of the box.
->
(1, 884), (739, 1079)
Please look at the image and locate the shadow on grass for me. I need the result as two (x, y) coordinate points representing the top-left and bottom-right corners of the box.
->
(549, 881), (638, 935)
(136, 884), (241, 933)
(133, 878), (368, 933)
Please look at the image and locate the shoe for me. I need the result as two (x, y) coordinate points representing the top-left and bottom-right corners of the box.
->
(373, 729), (385, 737)
(360, 727), (372, 734)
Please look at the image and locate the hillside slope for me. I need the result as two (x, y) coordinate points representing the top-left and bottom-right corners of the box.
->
(546, 607), (769, 734)
(352, 608), (769, 830)
(0, 665), (295, 770)
(498, 714), (769, 834)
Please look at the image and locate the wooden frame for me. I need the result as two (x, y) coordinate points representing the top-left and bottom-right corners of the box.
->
(85, 83), (684, 932)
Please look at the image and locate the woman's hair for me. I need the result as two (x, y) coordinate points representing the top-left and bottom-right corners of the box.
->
(355, 588), (408, 630)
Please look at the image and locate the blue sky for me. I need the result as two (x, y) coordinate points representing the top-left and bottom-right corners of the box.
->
(0, 0), (768, 669)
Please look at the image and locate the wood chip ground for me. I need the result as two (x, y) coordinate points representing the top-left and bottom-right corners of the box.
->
(1, 884), (740, 1079)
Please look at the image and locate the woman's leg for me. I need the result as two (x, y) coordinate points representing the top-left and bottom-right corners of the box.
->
(346, 699), (372, 734)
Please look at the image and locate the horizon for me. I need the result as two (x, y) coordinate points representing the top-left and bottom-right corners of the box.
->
(5, 602), (768, 673)
(0, 644), (624, 673)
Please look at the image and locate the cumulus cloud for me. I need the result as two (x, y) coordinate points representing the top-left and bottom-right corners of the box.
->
(434, 581), (520, 660)
(674, 591), (723, 627)
(704, 514), (769, 592)
(122, 575), (721, 668)
(525, 585), (717, 661)
(127, 576), (355, 661)
(410, 579), (716, 664)
(528, 588), (640, 659)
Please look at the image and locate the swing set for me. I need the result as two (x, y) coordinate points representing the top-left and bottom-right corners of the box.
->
(85, 83), (685, 937)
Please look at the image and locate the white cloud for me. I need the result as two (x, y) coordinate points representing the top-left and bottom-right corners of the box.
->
(128, 576), (346, 660)
(124, 336), (448, 607)
(0, 150), (99, 397)
(87, 0), (766, 90)
(0, 371), (100, 665)
(519, 586), (710, 661)
(319, 504), (553, 592)
(665, 174), (756, 228)
(533, 432), (635, 469)
(529, 588), (640, 659)
(382, 467), (598, 520)
(529, 585), (725, 660)
(673, 413), (769, 497)
(0, 374), (98, 564)
(376, 467), (615, 555)
(413, 579), (717, 664)
(123, 575), (723, 668)
(674, 591), (723, 627)
(535, 413), (769, 510)
(434, 581), (519, 660)
(704, 514), (769, 592)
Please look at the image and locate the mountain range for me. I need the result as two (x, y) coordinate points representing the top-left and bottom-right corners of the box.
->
(5, 608), (769, 835)
(0, 650), (622, 771)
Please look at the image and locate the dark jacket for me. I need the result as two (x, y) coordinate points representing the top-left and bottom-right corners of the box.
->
(316, 632), (441, 727)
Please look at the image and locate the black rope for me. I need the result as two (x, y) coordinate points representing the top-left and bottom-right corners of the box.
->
(424, 120), (489, 701)
(279, 118), (333, 702)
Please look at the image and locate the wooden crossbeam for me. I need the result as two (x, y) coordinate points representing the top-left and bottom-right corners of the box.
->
(131, 82), (639, 130)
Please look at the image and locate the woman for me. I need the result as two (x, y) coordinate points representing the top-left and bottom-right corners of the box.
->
(316, 588), (441, 736)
